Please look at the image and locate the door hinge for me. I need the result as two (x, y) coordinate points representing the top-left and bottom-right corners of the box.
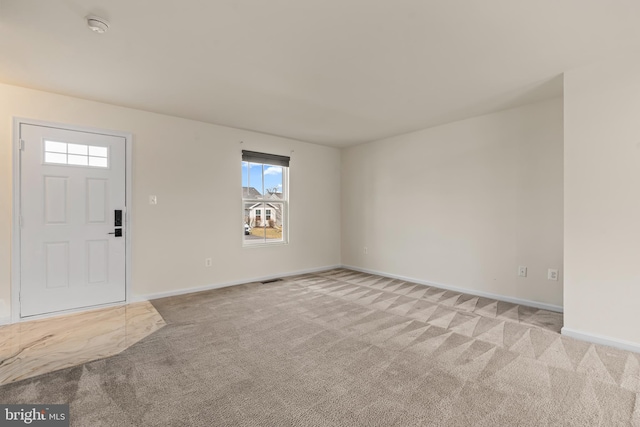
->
(19, 139), (25, 151)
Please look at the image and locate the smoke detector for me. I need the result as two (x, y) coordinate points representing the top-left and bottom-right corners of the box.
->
(86, 16), (109, 34)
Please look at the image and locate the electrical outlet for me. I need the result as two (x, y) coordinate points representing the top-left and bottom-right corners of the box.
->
(149, 195), (157, 205)
(548, 269), (559, 281)
(363, 247), (368, 255)
(205, 258), (212, 267)
(518, 266), (527, 277)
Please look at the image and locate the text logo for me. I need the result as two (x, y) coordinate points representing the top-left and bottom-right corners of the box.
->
(0, 405), (68, 426)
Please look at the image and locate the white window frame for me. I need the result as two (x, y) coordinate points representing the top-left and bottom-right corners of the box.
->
(242, 159), (288, 246)
(43, 140), (110, 168)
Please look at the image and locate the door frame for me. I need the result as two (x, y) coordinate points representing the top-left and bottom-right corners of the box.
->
(11, 117), (133, 323)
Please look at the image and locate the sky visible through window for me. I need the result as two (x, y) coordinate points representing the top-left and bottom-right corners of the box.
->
(242, 162), (282, 195)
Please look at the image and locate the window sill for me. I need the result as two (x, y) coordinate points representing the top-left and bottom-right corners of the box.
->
(242, 240), (289, 248)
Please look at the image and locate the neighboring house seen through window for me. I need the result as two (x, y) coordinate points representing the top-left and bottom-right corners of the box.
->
(242, 150), (289, 244)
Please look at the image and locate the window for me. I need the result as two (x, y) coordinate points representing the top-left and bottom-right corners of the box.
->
(44, 140), (109, 168)
(242, 150), (289, 244)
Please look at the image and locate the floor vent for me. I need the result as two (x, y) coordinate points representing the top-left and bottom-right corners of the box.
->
(261, 278), (282, 284)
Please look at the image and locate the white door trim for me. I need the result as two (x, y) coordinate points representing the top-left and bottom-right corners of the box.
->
(11, 117), (133, 323)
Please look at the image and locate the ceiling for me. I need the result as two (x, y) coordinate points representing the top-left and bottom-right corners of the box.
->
(1, 1), (640, 147)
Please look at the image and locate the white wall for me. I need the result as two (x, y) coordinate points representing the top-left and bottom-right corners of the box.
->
(341, 98), (564, 308)
(0, 83), (341, 320)
(563, 56), (640, 348)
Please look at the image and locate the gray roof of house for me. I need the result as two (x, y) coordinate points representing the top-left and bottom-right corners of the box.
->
(243, 187), (283, 199)
(242, 187), (262, 198)
(265, 192), (283, 199)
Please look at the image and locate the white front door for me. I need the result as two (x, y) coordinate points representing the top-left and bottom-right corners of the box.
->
(19, 123), (127, 318)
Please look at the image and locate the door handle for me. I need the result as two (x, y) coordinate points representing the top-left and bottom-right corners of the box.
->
(108, 228), (122, 237)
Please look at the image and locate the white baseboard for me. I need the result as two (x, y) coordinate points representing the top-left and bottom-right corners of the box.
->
(561, 327), (640, 354)
(341, 264), (564, 313)
(133, 264), (342, 302)
(0, 316), (10, 326)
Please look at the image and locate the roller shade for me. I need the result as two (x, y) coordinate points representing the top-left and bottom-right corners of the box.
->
(242, 150), (290, 167)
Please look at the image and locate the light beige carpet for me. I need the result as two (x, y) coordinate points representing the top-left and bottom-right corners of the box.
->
(1, 268), (639, 426)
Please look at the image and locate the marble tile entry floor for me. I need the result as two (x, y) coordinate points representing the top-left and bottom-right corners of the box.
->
(0, 301), (165, 385)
